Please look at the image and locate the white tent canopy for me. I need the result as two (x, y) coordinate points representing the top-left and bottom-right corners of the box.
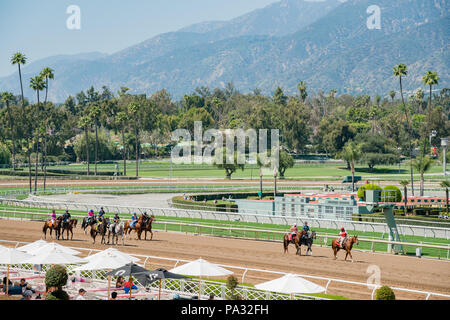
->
(84, 248), (140, 263)
(23, 249), (87, 265)
(255, 274), (326, 294)
(169, 258), (233, 277)
(16, 240), (49, 254)
(0, 248), (33, 265)
(73, 252), (133, 271)
(26, 242), (81, 256)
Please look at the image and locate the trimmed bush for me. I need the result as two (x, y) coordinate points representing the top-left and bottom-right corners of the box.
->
(357, 184), (382, 200)
(375, 286), (396, 300)
(381, 185), (402, 202)
(45, 265), (69, 300)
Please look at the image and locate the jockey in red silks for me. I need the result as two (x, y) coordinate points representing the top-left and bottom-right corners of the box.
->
(339, 227), (348, 248)
(88, 209), (95, 223)
(290, 223), (298, 241)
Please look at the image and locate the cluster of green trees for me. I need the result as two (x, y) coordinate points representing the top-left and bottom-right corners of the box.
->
(1, 52), (449, 190)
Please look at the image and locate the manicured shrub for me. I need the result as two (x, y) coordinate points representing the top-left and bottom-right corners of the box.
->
(381, 185), (402, 202)
(45, 265), (69, 300)
(375, 286), (396, 300)
(357, 184), (382, 200)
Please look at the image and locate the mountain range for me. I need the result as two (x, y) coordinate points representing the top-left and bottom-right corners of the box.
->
(1, 0), (449, 103)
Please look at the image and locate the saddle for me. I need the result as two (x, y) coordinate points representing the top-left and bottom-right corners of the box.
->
(289, 233), (296, 242)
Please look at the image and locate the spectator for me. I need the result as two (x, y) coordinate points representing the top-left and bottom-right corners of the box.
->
(25, 284), (35, 294)
(110, 292), (118, 300)
(115, 276), (125, 288)
(21, 290), (33, 300)
(7, 282), (23, 295)
(75, 288), (87, 300)
(19, 278), (28, 292)
(123, 278), (138, 294)
(209, 293), (215, 300)
(2, 277), (12, 292)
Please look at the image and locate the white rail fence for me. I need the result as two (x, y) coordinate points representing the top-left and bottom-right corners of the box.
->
(2, 198), (450, 240)
(1, 207), (449, 260)
(0, 240), (448, 300)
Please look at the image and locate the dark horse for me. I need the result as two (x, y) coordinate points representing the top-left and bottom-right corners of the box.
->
(61, 219), (77, 240)
(90, 218), (109, 244)
(81, 215), (96, 234)
(332, 235), (359, 262)
(43, 216), (63, 240)
(142, 214), (156, 240)
(124, 214), (145, 240)
(283, 230), (316, 256)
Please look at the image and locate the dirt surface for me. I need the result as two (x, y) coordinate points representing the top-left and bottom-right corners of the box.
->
(0, 219), (449, 300)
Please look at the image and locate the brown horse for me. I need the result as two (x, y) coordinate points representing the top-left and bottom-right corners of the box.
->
(124, 215), (144, 240)
(283, 230), (316, 256)
(61, 219), (77, 240)
(90, 218), (109, 245)
(332, 235), (359, 262)
(142, 215), (155, 240)
(42, 217), (62, 240)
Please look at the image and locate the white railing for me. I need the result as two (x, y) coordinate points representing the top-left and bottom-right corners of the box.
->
(1, 240), (449, 300)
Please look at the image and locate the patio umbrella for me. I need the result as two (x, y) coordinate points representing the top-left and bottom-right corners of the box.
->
(255, 274), (325, 299)
(26, 242), (81, 256)
(106, 263), (151, 298)
(135, 268), (188, 300)
(23, 248), (88, 265)
(73, 251), (135, 299)
(169, 258), (233, 299)
(0, 248), (33, 295)
(84, 248), (140, 263)
(16, 240), (49, 254)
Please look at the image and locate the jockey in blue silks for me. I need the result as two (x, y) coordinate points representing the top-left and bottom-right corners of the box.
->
(130, 213), (138, 228)
(302, 222), (310, 239)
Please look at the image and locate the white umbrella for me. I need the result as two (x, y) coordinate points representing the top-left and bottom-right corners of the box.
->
(0, 248), (33, 294)
(24, 248), (87, 265)
(84, 248), (140, 263)
(255, 274), (325, 299)
(26, 242), (81, 256)
(169, 258), (233, 299)
(16, 240), (49, 254)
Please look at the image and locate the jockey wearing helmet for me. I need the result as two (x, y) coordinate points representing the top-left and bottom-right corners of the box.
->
(290, 223), (298, 240)
(339, 227), (348, 248)
(62, 210), (71, 228)
(88, 209), (95, 224)
(50, 210), (57, 226)
(113, 213), (120, 224)
(302, 221), (310, 239)
(131, 213), (138, 228)
(98, 207), (105, 223)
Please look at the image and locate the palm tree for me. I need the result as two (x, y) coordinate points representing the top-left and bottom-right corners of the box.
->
(1, 92), (16, 170)
(338, 141), (362, 192)
(89, 103), (101, 176)
(116, 111), (129, 176)
(128, 102), (141, 177)
(10, 52), (27, 109)
(416, 89), (424, 113)
(389, 90), (396, 102)
(78, 116), (92, 176)
(297, 81), (307, 103)
(394, 63), (415, 196)
(422, 71), (440, 131)
(399, 180), (410, 216)
(29, 75), (46, 193)
(440, 180), (450, 216)
(40, 67), (54, 104)
(411, 156), (434, 197)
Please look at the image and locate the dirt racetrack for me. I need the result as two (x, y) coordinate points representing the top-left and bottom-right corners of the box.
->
(0, 218), (449, 300)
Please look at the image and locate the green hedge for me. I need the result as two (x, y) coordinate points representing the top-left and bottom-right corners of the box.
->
(172, 196), (238, 212)
(357, 184), (382, 200)
(381, 185), (402, 202)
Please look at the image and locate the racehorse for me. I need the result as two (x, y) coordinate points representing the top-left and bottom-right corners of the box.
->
(124, 214), (144, 240)
(43, 216), (62, 240)
(108, 221), (124, 246)
(61, 219), (77, 241)
(332, 235), (359, 262)
(81, 215), (96, 234)
(283, 230), (316, 256)
(90, 218), (109, 245)
(142, 214), (156, 240)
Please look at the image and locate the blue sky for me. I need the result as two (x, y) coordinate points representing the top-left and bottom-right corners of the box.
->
(0, 0), (279, 77)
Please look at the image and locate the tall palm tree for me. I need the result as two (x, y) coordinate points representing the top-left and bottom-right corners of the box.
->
(128, 102), (141, 177)
(422, 71), (440, 131)
(399, 180), (410, 216)
(416, 89), (424, 113)
(394, 64), (415, 196)
(116, 111), (129, 176)
(29, 75), (46, 193)
(40, 67), (54, 105)
(1, 92), (16, 170)
(411, 156), (434, 197)
(297, 81), (307, 103)
(89, 103), (101, 176)
(338, 141), (362, 192)
(10, 52), (27, 109)
(78, 116), (92, 176)
(440, 180), (450, 216)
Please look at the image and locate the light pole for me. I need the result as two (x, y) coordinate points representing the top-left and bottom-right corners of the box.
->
(273, 167), (278, 199)
(442, 138), (448, 177)
(430, 130), (437, 154)
(259, 167), (263, 199)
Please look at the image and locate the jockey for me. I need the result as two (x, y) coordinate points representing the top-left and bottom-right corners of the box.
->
(98, 207), (105, 223)
(88, 209), (95, 224)
(50, 210), (57, 226)
(130, 213), (138, 228)
(62, 210), (71, 227)
(339, 227), (348, 248)
(113, 213), (120, 224)
(302, 222), (310, 239)
(290, 223), (298, 240)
